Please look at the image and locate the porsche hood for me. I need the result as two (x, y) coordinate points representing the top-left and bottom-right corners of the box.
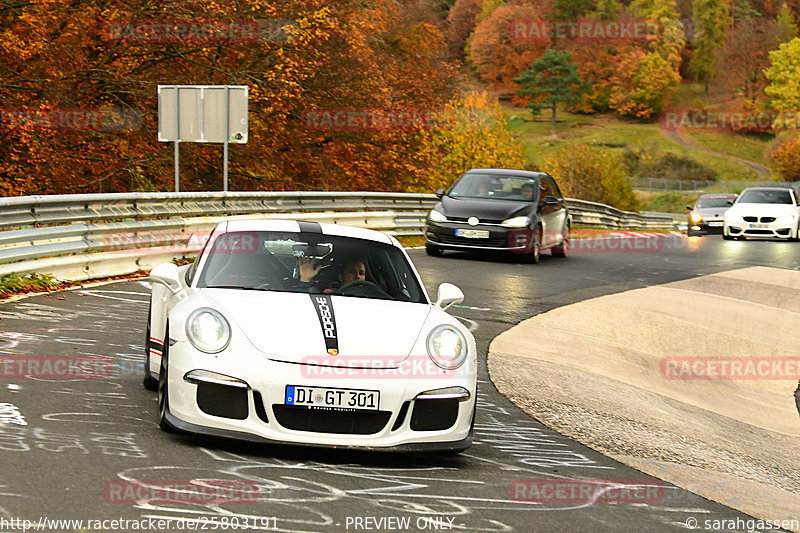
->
(202, 290), (432, 367)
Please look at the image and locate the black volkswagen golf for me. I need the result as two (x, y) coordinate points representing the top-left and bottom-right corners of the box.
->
(424, 169), (570, 263)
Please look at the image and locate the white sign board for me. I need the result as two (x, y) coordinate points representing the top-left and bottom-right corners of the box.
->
(158, 85), (248, 143)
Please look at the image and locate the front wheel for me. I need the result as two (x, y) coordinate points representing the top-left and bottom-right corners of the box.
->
(551, 224), (570, 258)
(722, 228), (733, 241)
(143, 302), (158, 391)
(157, 325), (176, 433)
(523, 226), (542, 264)
(426, 244), (442, 256)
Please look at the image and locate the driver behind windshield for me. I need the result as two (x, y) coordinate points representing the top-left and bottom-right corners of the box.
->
(296, 256), (365, 292)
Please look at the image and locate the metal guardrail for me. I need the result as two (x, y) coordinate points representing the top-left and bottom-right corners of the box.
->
(0, 192), (682, 281)
(632, 177), (800, 193)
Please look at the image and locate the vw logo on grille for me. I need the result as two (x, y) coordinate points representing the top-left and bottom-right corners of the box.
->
(468, 217), (479, 226)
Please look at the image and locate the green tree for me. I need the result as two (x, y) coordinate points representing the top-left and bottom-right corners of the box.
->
(514, 50), (587, 135)
(775, 3), (799, 43)
(764, 37), (800, 125)
(688, 0), (731, 92)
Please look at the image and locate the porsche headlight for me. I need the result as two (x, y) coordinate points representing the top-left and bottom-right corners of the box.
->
(501, 216), (530, 228)
(428, 209), (447, 223)
(689, 212), (703, 223)
(186, 308), (231, 354)
(426, 325), (467, 370)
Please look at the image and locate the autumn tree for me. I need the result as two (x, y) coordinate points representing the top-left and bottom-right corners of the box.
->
(770, 135), (800, 181)
(774, 2), (799, 41)
(688, 0), (732, 91)
(445, 0), (483, 59)
(467, 2), (551, 95)
(712, 18), (780, 102)
(542, 143), (639, 210)
(0, 0), (461, 195)
(764, 37), (800, 112)
(515, 50), (587, 135)
(409, 93), (524, 192)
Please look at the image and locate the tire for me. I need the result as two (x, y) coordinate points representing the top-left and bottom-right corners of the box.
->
(722, 227), (733, 241)
(143, 302), (158, 391)
(425, 244), (442, 256)
(157, 324), (176, 433)
(523, 226), (542, 264)
(551, 223), (569, 258)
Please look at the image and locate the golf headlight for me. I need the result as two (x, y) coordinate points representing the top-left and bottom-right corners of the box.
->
(426, 325), (467, 370)
(689, 212), (703, 223)
(501, 216), (530, 228)
(186, 308), (231, 354)
(428, 209), (447, 223)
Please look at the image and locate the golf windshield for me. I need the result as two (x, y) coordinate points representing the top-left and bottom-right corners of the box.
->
(448, 173), (539, 202)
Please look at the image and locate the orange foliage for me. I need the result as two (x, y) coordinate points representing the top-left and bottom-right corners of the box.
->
(467, 3), (552, 96)
(0, 0), (463, 195)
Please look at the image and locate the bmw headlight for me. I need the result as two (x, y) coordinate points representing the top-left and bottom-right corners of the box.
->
(426, 325), (467, 370)
(778, 213), (798, 223)
(186, 308), (231, 354)
(428, 209), (447, 223)
(501, 216), (530, 228)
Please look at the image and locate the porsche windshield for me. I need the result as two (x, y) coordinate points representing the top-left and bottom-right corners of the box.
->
(196, 231), (426, 303)
(695, 196), (735, 208)
(448, 173), (538, 201)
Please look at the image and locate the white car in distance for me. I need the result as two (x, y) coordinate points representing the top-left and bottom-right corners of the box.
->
(723, 187), (800, 241)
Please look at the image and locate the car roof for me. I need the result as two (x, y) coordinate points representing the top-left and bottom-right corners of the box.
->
(465, 168), (547, 178)
(221, 218), (396, 246)
(698, 193), (737, 198)
(739, 187), (794, 192)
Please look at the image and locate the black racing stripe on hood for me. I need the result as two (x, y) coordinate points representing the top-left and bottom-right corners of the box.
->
(309, 293), (339, 355)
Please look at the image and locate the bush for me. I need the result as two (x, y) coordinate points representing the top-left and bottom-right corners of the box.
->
(623, 149), (717, 181)
(0, 272), (60, 297)
(542, 143), (639, 211)
(771, 135), (800, 182)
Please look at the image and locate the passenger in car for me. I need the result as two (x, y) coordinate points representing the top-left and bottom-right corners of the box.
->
(296, 256), (366, 292)
(521, 183), (535, 201)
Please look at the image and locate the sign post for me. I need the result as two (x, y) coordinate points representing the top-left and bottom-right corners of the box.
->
(158, 85), (248, 192)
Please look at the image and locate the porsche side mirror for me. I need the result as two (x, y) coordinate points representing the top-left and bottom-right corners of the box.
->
(686, 205), (693, 210)
(726, 200), (734, 206)
(435, 282), (464, 311)
(150, 263), (181, 293)
(435, 189), (445, 198)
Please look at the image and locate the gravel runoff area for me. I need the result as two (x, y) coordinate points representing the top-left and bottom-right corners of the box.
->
(488, 266), (800, 530)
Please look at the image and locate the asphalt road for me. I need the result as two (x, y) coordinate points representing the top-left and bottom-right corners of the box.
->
(0, 234), (797, 533)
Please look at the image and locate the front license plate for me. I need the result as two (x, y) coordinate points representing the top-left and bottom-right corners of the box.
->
(455, 229), (489, 239)
(285, 385), (380, 411)
(749, 223), (768, 228)
(707, 221), (723, 227)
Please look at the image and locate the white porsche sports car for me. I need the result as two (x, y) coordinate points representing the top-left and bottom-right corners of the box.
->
(144, 219), (477, 452)
(723, 187), (800, 240)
